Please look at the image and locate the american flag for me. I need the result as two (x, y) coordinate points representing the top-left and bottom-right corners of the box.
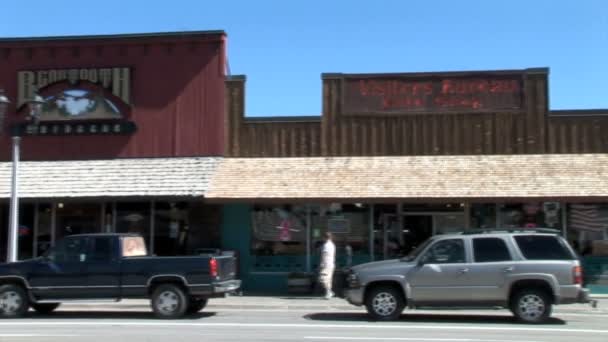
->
(569, 204), (608, 233)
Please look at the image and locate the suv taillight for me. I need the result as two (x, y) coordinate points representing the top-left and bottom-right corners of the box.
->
(210, 258), (218, 278)
(573, 265), (583, 285)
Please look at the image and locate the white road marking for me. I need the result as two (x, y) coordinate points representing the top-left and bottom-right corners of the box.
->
(1, 322), (608, 334)
(305, 337), (541, 342)
(0, 334), (77, 337)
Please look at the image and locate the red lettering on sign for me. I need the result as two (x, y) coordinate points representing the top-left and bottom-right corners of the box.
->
(359, 80), (370, 96)
(441, 80), (454, 94)
(351, 76), (521, 113)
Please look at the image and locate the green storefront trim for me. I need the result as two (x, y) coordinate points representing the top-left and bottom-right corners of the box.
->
(583, 256), (608, 295)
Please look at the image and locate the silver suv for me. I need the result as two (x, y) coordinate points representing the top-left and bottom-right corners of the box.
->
(343, 229), (591, 323)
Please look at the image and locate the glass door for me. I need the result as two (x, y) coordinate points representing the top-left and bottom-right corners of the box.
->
(402, 215), (433, 256)
(372, 204), (398, 260)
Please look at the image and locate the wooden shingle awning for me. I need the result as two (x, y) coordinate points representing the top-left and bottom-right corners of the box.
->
(0, 157), (220, 199)
(205, 154), (608, 203)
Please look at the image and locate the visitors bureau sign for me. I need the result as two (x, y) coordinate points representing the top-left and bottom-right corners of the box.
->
(341, 72), (525, 115)
(16, 67), (135, 136)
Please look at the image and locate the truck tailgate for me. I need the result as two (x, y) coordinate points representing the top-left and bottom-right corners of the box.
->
(215, 255), (237, 281)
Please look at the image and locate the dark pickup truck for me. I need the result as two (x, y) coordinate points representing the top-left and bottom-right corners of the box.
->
(0, 233), (240, 318)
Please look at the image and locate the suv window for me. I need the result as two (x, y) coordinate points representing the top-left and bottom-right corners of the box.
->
(421, 239), (465, 264)
(514, 235), (576, 260)
(473, 238), (511, 262)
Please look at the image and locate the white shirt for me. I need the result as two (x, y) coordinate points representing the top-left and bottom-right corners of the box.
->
(320, 240), (336, 269)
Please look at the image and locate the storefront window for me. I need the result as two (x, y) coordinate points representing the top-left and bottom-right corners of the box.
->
(434, 213), (466, 235)
(567, 203), (608, 256)
(35, 203), (53, 257)
(116, 202), (151, 250)
(471, 204), (497, 228)
(311, 203), (369, 255)
(17, 204), (35, 260)
(153, 202), (190, 256)
(251, 204), (307, 256)
(309, 203), (370, 269)
(55, 202), (102, 241)
(498, 202), (562, 230)
(373, 204), (398, 260)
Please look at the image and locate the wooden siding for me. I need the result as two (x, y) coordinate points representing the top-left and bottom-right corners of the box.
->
(0, 32), (226, 161)
(547, 113), (608, 153)
(225, 70), (608, 157)
(225, 76), (321, 157)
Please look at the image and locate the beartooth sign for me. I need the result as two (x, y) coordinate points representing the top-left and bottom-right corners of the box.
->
(17, 67), (131, 108)
(341, 73), (525, 115)
(15, 120), (137, 136)
(14, 67), (136, 136)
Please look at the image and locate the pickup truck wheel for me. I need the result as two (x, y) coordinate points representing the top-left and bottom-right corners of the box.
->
(510, 289), (553, 324)
(0, 284), (29, 318)
(365, 286), (404, 321)
(151, 284), (188, 319)
(31, 303), (60, 315)
(186, 298), (208, 314)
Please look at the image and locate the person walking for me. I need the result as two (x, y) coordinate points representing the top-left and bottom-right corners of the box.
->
(319, 232), (336, 299)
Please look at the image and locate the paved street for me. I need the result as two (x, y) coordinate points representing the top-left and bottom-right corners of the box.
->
(0, 297), (606, 342)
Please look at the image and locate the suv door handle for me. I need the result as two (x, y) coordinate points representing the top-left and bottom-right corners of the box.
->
(459, 268), (469, 274)
(503, 267), (515, 273)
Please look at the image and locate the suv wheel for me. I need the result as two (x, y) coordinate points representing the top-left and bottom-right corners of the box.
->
(365, 285), (404, 321)
(186, 298), (208, 314)
(0, 284), (29, 318)
(511, 289), (552, 323)
(31, 303), (60, 315)
(151, 284), (188, 319)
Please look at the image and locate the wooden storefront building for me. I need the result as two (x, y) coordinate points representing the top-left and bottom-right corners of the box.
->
(214, 68), (608, 293)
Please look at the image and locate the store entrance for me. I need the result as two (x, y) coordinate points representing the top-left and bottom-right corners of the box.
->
(377, 210), (466, 260)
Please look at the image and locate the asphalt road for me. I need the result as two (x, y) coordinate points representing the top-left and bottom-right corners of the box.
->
(1, 305), (607, 342)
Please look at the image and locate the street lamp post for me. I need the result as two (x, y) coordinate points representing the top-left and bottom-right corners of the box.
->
(0, 90), (45, 263)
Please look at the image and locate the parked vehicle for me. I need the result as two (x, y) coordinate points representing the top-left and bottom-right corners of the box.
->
(0, 233), (240, 319)
(343, 229), (592, 323)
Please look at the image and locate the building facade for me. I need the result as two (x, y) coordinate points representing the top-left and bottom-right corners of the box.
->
(0, 31), (227, 261)
(1, 32), (607, 295)
(217, 69), (608, 293)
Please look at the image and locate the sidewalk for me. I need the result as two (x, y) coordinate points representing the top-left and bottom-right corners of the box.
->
(58, 295), (608, 313)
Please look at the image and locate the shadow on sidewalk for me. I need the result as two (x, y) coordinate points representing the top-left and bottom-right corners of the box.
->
(304, 312), (566, 325)
(25, 311), (217, 320)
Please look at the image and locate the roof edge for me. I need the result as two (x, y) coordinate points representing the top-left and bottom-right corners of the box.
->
(244, 115), (321, 123)
(322, 67), (549, 79)
(0, 30), (226, 43)
(226, 75), (247, 81)
(549, 109), (608, 117)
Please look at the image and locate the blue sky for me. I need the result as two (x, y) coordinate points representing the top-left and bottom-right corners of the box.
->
(1, 0), (606, 116)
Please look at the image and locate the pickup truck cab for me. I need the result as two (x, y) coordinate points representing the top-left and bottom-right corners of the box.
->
(0, 233), (240, 319)
(343, 229), (592, 323)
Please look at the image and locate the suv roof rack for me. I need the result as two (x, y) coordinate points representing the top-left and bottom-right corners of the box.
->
(461, 228), (561, 235)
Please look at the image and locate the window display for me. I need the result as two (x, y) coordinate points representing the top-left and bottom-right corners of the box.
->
(251, 204), (307, 256)
(567, 203), (608, 256)
(471, 204), (497, 228)
(311, 204), (369, 256)
(498, 202), (562, 229)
